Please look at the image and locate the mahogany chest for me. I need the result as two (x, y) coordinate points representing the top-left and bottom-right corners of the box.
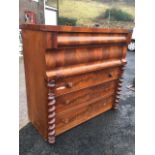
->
(20, 24), (132, 144)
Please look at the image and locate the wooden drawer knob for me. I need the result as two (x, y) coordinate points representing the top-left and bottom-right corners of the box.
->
(62, 118), (69, 124)
(56, 82), (73, 90)
(108, 73), (112, 77)
(65, 100), (70, 105)
(66, 82), (73, 88)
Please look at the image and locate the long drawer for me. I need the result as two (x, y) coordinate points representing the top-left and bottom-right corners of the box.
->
(46, 32), (128, 49)
(55, 80), (117, 113)
(45, 45), (123, 69)
(49, 67), (121, 96)
(55, 95), (114, 135)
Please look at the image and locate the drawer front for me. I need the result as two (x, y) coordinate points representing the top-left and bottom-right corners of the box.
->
(45, 46), (123, 70)
(46, 32), (128, 49)
(57, 33), (127, 47)
(55, 96), (114, 135)
(49, 67), (120, 96)
(56, 80), (117, 113)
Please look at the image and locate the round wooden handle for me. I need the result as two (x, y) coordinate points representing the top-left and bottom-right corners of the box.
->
(108, 73), (112, 77)
(65, 100), (70, 105)
(103, 103), (107, 106)
(56, 82), (73, 90)
(66, 82), (73, 88)
(62, 118), (69, 124)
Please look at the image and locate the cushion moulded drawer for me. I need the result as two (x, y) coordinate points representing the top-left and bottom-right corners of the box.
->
(46, 32), (128, 49)
(45, 45), (123, 70)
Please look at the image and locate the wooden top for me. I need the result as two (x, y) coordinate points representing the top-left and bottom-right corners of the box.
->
(20, 24), (131, 34)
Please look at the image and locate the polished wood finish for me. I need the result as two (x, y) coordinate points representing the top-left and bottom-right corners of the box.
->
(56, 95), (114, 135)
(55, 81), (117, 113)
(45, 46), (123, 69)
(48, 67), (121, 96)
(22, 30), (48, 140)
(21, 24), (131, 144)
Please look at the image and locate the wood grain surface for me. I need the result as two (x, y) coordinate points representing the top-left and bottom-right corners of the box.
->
(21, 24), (131, 143)
(48, 67), (121, 96)
(55, 80), (117, 113)
(56, 95), (114, 135)
(22, 30), (48, 140)
(45, 45), (123, 69)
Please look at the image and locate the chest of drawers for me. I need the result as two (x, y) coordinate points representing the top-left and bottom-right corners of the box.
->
(20, 24), (132, 144)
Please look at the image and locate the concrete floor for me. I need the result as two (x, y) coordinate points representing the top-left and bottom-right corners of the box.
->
(19, 58), (28, 129)
(19, 52), (135, 155)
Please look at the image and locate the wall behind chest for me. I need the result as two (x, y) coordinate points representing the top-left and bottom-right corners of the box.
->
(19, 0), (45, 24)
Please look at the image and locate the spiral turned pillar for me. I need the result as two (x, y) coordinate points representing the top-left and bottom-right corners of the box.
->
(47, 80), (56, 144)
(113, 64), (127, 109)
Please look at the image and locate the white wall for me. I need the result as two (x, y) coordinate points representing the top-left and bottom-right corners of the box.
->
(45, 7), (57, 25)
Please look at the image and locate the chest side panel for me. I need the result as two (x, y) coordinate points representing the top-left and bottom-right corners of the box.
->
(22, 30), (48, 140)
